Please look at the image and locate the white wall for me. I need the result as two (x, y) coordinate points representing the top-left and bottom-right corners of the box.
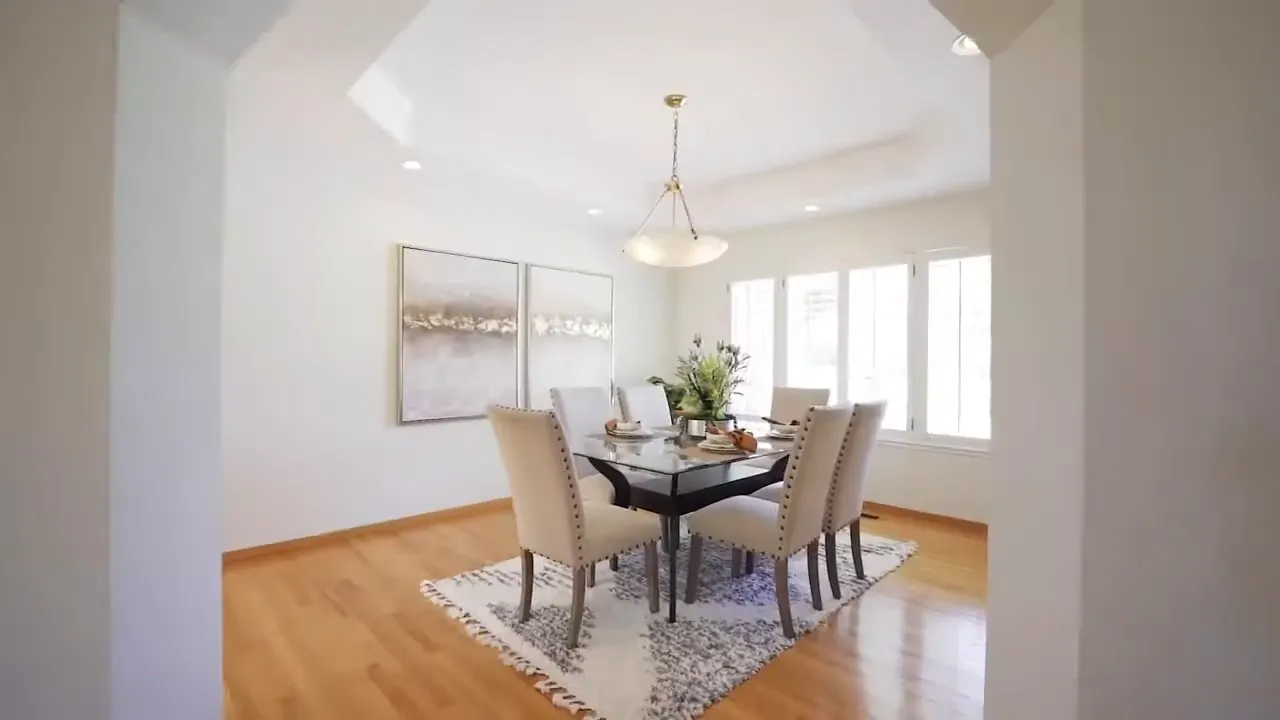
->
(675, 190), (991, 522)
(1, 3), (226, 719)
(111, 9), (226, 719)
(987, 0), (1280, 717)
(222, 64), (674, 551)
(0, 2), (119, 716)
(986, 1), (1084, 717)
(1077, 0), (1280, 715)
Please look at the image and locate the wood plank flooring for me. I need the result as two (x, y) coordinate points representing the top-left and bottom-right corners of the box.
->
(223, 509), (987, 719)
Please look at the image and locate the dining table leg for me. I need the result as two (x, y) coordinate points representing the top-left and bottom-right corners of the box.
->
(666, 514), (679, 623)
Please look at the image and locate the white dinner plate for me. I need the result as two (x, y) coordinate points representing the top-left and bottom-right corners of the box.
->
(697, 440), (741, 453)
(607, 429), (655, 438)
(767, 430), (798, 440)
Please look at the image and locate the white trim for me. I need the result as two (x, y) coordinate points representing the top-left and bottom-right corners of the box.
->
(877, 437), (989, 458)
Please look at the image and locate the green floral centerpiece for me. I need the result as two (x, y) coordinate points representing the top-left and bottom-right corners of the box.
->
(672, 335), (749, 422)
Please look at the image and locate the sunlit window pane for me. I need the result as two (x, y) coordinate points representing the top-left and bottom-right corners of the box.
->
(729, 279), (774, 415)
(848, 265), (909, 430)
(786, 272), (839, 401)
(927, 255), (991, 439)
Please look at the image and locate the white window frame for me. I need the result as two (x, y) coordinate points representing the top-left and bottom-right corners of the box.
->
(842, 260), (914, 441)
(913, 247), (991, 452)
(737, 248), (990, 455)
(727, 277), (778, 418)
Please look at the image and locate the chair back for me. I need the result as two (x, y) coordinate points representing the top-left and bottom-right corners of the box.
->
(770, 387), (831, 425)
(617, 384), (673, 427)
(775, 404), (855, 555)
(825, 400), (887, 531)
(551, 386), (614, 477)
(486, 405), (584, 566)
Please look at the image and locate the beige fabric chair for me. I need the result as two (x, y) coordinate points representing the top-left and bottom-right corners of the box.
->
(753, 400), (886, 598)
(487, 405), (662, 648)
(768, 386), (831, 424)
(617, 384), (673, 428)
(744, 386), (832, 470)
(549, 386), (620, 504)
(683, 405), (854, 638)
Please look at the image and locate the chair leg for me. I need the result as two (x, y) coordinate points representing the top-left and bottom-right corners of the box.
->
(730, 548), (743, 578)
(773, 557), (795, 639)
(851, 519), (865, 580)
(587, 562), (596, 588)
(806, 541), (823, 611)
(567, 567), (587, 648)
(745, 551), (755, 575)
(824, 531), (841, 599)
(609, 555), (619, 572)
(644, 541), (660, 613)
(684, 534), (705, 604)
(660, 520), (669, 552)
(519, 550), (534, 622)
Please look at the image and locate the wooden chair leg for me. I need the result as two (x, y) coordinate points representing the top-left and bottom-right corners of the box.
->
(644, 541), (660, 613)
(519, 550), (534, 622)
(730, 548), (743, 578)
(609, 555), (619, 572)
(684, 534), (705, 604)
(567, 567), (587, 648)
(806, 541), (823, 611)
(824, 531), (841, 599)
(745, 551), (755, 575)
(774, 557), (795, 639)
(587, 562), (596, 588)
(851, 519), (865, 580)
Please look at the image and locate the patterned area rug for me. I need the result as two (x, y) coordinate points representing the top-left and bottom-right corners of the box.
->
(420, 530), (916, 720)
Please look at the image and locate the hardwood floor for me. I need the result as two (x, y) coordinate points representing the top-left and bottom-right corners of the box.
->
(223, 508), (987, 719)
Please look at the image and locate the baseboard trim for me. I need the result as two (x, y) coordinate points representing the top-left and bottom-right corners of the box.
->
(863, 501), (987, 536)
(223, 497), (513, 564)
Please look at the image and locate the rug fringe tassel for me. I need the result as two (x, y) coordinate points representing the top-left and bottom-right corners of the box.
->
(419, 581), (606, 720)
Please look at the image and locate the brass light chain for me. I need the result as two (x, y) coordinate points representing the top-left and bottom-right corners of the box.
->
(630, 94), (702, 243)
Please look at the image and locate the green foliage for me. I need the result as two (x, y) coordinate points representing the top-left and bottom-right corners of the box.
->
(672, 335), (749, 421)
(645, 375), (686, 414)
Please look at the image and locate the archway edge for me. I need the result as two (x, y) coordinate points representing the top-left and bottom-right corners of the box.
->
(929, 0), (1054, 56)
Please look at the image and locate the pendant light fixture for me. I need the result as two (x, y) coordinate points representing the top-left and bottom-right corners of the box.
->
(623, 94), (728, 268)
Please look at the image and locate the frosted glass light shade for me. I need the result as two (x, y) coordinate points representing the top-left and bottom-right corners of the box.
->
(623, 231), (728, 268)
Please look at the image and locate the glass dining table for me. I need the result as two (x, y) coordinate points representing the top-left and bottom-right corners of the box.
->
(571, 426), (794, 623)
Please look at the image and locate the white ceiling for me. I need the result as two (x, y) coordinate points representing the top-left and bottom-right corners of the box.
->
(251, 0), (989, 231)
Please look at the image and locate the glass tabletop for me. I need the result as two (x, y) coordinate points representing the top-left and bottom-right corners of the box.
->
(570, 425), (794, 476)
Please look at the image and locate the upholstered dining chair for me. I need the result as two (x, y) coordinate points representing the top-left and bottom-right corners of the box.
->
(549, 386), (622, 504)
(682, 404), (854, 639)
(753, 400), (886, 598)
(744, 386), (833, 471)
(768, 386), (831, 424)
(486, 405), (662, 648)
(552, 385), (668, 576)
(617, 384), (674, 428)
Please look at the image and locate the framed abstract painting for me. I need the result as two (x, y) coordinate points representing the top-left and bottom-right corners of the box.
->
(398, 246), (520, 423)
(524, 264), (614, 409)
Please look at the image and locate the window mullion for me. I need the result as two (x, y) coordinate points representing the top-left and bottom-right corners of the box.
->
(836, 270), (850, 403)
(773, 277), (786, 389)
(908, 256), (928, 440)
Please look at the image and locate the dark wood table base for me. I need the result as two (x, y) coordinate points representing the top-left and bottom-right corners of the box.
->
(586, 456), (788, 623)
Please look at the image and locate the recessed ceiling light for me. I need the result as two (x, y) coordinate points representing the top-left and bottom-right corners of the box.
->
(586, 208), (604, 216)
(400, 160), (422, 170)
(951, 33), (982, 57)
(804, 205), (821, 212)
